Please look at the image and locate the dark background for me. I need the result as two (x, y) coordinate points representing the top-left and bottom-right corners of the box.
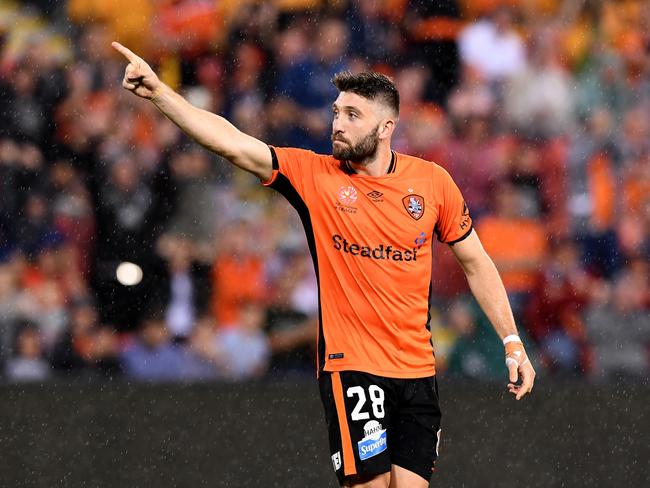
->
(1, 380), (647, 488)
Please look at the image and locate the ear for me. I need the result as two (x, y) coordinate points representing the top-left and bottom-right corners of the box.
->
(377, 118), (395, 140)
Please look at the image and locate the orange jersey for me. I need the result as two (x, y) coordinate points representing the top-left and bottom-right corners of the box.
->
(263, 147), (472, 378)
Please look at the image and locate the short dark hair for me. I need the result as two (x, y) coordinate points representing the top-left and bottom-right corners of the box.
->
(332, 71), (400, 116)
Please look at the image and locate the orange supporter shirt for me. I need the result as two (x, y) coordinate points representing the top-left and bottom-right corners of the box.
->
(211, 254), (265, 327)
(263, 147), (472, 378)
(477, 216), (547, 292)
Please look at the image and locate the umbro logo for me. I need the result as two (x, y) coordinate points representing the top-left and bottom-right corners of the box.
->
(367, 190), (384, 202)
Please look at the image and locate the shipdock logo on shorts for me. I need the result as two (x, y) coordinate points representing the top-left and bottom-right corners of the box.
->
(357, 420), (387, 461)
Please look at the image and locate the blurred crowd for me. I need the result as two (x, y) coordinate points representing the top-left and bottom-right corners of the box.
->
(0, 0), (649, 384)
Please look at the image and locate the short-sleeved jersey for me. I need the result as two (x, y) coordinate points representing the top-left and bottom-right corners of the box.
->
(263, 147), (472, 378)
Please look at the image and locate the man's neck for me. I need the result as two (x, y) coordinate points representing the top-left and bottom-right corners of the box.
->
(347, 147), (393, 177)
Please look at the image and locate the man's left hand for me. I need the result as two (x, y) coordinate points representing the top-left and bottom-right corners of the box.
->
(505, 341), (536, 400)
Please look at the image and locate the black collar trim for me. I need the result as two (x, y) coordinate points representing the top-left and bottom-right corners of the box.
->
(387, 151), (396, 174)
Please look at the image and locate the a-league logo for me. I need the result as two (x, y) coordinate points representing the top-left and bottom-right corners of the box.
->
(338, 186), (358, 206)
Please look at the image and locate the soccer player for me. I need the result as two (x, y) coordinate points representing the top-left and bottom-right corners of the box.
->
(112, 41), (536, 488)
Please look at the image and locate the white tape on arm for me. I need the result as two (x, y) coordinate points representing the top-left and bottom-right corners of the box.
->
(505, 357), (519, 369)
(503, 334), (522, 345)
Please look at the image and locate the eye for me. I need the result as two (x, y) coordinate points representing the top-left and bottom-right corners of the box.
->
(349, 112), (358, 119)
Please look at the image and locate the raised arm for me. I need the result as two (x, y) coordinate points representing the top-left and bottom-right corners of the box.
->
(450, 230), (536, 400)
(111, 42), (272, 181)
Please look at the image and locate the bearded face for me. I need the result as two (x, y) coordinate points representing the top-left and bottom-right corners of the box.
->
(332, 124), (380, 163)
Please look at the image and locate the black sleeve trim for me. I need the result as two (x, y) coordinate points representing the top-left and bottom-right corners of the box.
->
(268, 145), (279, 171)
(267, 172), (325, 372)
(447, 226), (473, 245)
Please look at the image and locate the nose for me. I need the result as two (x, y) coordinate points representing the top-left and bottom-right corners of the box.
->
(332, 117), (344, 135)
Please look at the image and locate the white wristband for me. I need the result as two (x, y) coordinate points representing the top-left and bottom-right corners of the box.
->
(503, 334), (522, 345)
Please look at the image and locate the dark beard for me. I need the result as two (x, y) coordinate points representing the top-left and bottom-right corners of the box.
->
(332, 125), (380, 163)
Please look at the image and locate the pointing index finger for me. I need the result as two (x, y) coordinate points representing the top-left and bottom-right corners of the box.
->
(111, 41), (139, 63)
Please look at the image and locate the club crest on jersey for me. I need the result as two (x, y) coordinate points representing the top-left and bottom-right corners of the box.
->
(402, 194), (425, 220)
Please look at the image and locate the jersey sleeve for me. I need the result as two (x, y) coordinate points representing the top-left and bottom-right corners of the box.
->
(434, 166), (473, 244)
(261, 146), (319, 199)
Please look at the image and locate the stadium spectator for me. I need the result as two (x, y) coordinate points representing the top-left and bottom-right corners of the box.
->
(165, 148), (218, 246)
(210, 219), (266, 328)
(156, 235), (212, 341)
(213, 302), (270, 381)
(439, 111), (505, 218)
(476, 183), (548, 318)
(404, 0), (463, 103)
(0, 139), (22, 239)
(4, 322), (51, 382)
(264, 256), (317, 378)
(458, 6), (526, 84)
(524, 239), (591, 375)
(584, 266), (650, 380)
(566, 109), (614, 230)
(347, 0), (403, 67)
(0, 262), (21, 366)
(51, 298), (121, 377)
(615, 107), (650, 165)
(67, 0), (154, 57)
(505, 22), (575, 137)
(274, 17), (349, 153)
(17, 245), (70, 350)
(575, 51), (629, 120)
(85, 148), (175, 328)
(15, 191), (59, 256)
(503, 136), (569, 236)
(155, 0), (221, 58)
(120, 309), (189, 382)
(447, 65), (497, 125)
(392, 65), (448, 160)
(572, 146), (623, 279)
(618, 150), (650, 260)
(47, 159), (95, 277)
(2, 61), (50, 143)
(445, 299), (505, 380)
(176, 315), (221, 382)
